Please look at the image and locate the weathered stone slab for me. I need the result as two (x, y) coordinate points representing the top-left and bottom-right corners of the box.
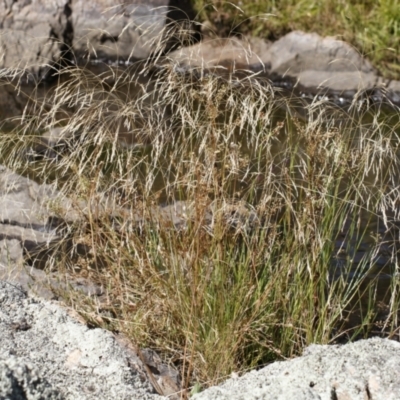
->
(0, 0), (198, 78)
(0, 238), (56, 299)
(0, 281), (164, 399)
(0, 164), (82, 274)
(26, 126), (75, 160)
(0, 164), (78, 227)
(0, 236), (103, 300)
(71, 0), (169, 61)
(165, 36), (272, 71)
(168, 31), (400, 107)
(0, 0), (72, 80)
(193, 338), (400, 400)
(266, 31), (375, 75)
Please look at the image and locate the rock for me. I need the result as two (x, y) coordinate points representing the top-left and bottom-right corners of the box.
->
(0, 238), (54, 299)
(0, 165), (108, 300)
(0, 165), (74, 225)
(0, 0), (199, 79)
(387, 80), (400, 105)
(71, 0), (169, 61)
(71, 0), (199, 62)
(0, 281), (165, 399)
(193, 338), (400, 400)
(0, 0), (73, 80)
(166, 36), (272, 73)
(0, 356), (61, 400)
(0, 164), (73, 291)
(0, 162), (92, 276)
(140, 348), (182, 399)
(26, 126), (76, 160)
(0, 238), (24, 267)
(266, 31), (375, 78)
(0, 164), (78, 253)
(167, 32), (400, 107)
(0, 241), (104, 300)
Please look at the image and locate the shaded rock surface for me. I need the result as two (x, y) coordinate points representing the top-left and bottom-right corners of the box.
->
(26, 126), (76, 160)
(0, 165), (103, 300)
(0, 281), (165, 399)
(0, 0), (198, 77)
(168, 31), (400, 107)
(0, 238), (103, 301)
(72, 0), (168, 61)
(193, 337), (400, 400)
(0, 356), (62, 400)
(0, 0), (72, 80)
(0, 164), (77, 253)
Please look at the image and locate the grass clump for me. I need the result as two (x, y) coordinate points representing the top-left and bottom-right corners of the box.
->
(1, 32), (400, 398)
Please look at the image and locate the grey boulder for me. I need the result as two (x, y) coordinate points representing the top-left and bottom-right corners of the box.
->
(193, 337), (400, 400)
(0, 165), (87, 299)
(0, 280), (164, 399)
(0, 356), (61, 400)
(0, 164), (78, 254)
(0, 0), (198, 79)
(0, 0), (72, 80)
(168, 31), (400, 106)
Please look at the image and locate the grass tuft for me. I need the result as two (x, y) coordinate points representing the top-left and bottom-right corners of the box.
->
(1, 13), (400, 397)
